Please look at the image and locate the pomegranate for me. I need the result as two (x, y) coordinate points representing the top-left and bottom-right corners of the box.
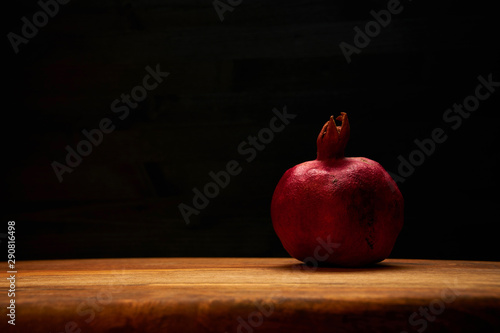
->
(271, 113), (403, 267)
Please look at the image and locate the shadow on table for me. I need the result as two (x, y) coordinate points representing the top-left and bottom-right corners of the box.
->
(274, 262), (409, 273)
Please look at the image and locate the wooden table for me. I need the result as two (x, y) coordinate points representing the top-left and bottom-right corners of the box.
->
(2, 258), (500, 332)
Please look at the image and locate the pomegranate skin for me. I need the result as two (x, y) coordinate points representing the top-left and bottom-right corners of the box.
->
(271, 114), (403, 267)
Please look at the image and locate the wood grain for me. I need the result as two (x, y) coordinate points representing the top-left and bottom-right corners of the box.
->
(2, 258), (500, 332)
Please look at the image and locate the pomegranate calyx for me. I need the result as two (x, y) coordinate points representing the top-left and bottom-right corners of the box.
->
(316, 112), (350, 160)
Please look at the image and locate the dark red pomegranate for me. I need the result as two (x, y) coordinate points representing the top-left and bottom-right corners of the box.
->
(271, 113), (403, 267)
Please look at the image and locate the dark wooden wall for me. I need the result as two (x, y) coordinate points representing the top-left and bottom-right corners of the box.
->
(3, 0), (499, 261)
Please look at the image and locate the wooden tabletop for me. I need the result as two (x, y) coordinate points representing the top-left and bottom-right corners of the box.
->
(2, 258), (500, 332)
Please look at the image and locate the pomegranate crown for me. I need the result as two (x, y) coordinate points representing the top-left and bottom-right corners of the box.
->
(316, 112), (350, 160)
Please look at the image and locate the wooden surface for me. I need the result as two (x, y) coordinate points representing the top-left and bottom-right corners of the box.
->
(2, 258), (500, 332)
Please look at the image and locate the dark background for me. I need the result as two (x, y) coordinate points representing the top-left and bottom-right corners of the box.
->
(2, 0), (499, 261)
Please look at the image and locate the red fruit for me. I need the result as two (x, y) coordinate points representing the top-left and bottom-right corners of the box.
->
(271, 113), (403, 267)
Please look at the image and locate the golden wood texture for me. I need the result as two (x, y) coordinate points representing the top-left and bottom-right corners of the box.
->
(2, 258), (500, 332)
